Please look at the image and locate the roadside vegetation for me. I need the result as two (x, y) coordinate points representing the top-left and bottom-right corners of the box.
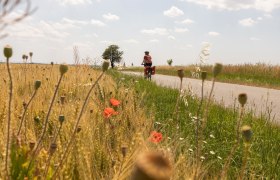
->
(123, 63), (280, 89)
(0, 46), (279, 179)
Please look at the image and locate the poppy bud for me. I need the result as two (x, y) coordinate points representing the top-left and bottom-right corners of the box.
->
(59, 64), (68, 75)
(131, 151), (172, 180)
(121, 146), (127, 158)
(213, 63), (223, 78)
(29, 52), (33, 57)
(34, 80), (41, 90)
(238, 93), (247, 107)
(49, 143), (57, 155)
(29, 141), (36, 150)
(76, 126), (82, 133)
(177, 69), (184, 81)
(4, 45), (13, 59)
(201, 71), (207, 81)
(60, 96), (66, 105)
(58, 115), (65, 124)
(241, 125), (253, 143)
(102, 60), (110, 72)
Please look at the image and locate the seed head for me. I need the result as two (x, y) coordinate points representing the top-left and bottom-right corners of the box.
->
(102, 60), (110, 72)
(58, 115), (65, 124)
(29, 141), (36, 150)
(121, 146), (128, 158)
(49, 143), (57, 155)
(177, 69), (184, 81)
(4, 45), (13, 59)
(241, 125), (253, 143)
(131, 151), (172, 180)
(59, 64), (68, 75)
(34, 80), (41, 90)
(76, 126), (82, 133)
(238, 93), (247, 107)
(29, 52), (33, 57)
(213, 63), (223, 78)
(201, 71), (207, 81)
(51, 61), (54, 66)
(60, 96), (66, 105)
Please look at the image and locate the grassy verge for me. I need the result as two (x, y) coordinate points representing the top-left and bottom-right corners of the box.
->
(110, 69), (280, 179)
(122, 63), (280, 89)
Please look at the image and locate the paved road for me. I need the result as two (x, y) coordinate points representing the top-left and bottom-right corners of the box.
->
(123, 71), (280, 124)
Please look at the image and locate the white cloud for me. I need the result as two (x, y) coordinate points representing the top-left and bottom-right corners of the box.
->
(56, 0), (92, 5)
(141, 28), (169, 35)
(177, 18), (195, 24)
(91, 19), (106, 26)
(163, 6), (184, 17)
(124, 39), (139, 44)
(239, 18), (257, 27)
(149, 39), (159, 43)
(103, 13), (120, 21)
(174, 28), (189, 33)
(250, 37), (260, 41)
(181, 0), (280, 12)
(208, 31), (220, 36)
(168, 35), (176, 40)
(62, 18), (88, 26)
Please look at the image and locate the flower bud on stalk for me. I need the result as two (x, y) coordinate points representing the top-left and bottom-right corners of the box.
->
(213, 63), (223, 78)
(201, 71), (207, 81)
(241, 125), (253, 143)
(4, 45), (13, 59)
(49, 143), (57, 155)
(238, 93), (247, 107)
(102, 60), (110, 72)
(34, 80), (41, 90)
(177, 69), (184, 82)
(59, 115), (65, 124)
(59, 64), (68, 75)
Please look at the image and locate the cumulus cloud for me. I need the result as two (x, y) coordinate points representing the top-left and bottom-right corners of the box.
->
(208, 31), (220, 36)
(168, 35), (176, 40)
(239, 18), (257, 27)
(91, 19), (106, 26)
(62, 18), (88, 25)
(149, 39), (159, 43)
(56, 0), (92, 5)
(180, 0), (280, 12)
(163, 6), (184, 17)
(124, 39), (139, 44)
(141, 28), (169, 35)
(176, 18), (195, 24)
(103, 13), (120, 21)
(174, 28), (189, 33)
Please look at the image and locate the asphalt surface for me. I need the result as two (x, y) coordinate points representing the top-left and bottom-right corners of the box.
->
(123, 71), (280, 124)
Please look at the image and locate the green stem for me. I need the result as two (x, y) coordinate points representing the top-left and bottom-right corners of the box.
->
(5, 57), (13, 179)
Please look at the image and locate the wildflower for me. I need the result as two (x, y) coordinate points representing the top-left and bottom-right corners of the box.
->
(179, 137), (184, 141)
(110, 98), (121, 107)
(210, 134), (215, 138)
(59, 64), (68, 75)
(210, 151), (215, 155)
(34, 80), (41, 90)
(103, 107), (118, 118)
(188, 148), (193, 152)
(149, 131), (163, 143)
(217, 156), (222, 160)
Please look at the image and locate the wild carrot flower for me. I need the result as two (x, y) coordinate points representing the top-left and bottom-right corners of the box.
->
(103, 107), (118, 118)
(110, 98), (120, 107)
(149, 131), (163, 143)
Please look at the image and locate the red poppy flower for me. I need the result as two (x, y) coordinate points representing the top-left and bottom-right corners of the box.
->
(110, 98), (121, 107)
(149, 131), (163, 143)
(103, 107), (118, 118)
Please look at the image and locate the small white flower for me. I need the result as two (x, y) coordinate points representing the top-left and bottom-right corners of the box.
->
(200, 156), (205, 160)
(188, 148), (193, 152)
(167, 137), (171, 140)
(217, 156), (222, 160)
(210, 151), (215, 155)
(179, 137), (184, 140)
(155, 122), (161, 125)
(202, 141), (207, 144)
(210, 134), (215, 138)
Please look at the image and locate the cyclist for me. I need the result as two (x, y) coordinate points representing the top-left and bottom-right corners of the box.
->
(142, 51), (152, 67)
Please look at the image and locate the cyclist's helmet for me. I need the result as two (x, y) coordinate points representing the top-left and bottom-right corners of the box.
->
(144, 51), (149, 54)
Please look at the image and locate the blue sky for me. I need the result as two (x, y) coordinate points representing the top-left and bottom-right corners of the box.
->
(1, 0), (280, 66)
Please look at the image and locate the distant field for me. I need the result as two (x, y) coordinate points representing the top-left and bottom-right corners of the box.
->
(122, 63), (280, 89)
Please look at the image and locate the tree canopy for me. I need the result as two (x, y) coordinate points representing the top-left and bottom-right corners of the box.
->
(102, 45), (123, 68)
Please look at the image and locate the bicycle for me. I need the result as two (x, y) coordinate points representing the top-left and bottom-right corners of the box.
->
(142, 63), (155, 81)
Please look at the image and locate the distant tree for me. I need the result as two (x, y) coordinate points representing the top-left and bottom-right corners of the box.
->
(167, 59), (173, 66)
(102, 45), (123, 68)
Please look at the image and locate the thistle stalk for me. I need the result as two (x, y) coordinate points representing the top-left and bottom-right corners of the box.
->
(4, 45), (13, 179)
